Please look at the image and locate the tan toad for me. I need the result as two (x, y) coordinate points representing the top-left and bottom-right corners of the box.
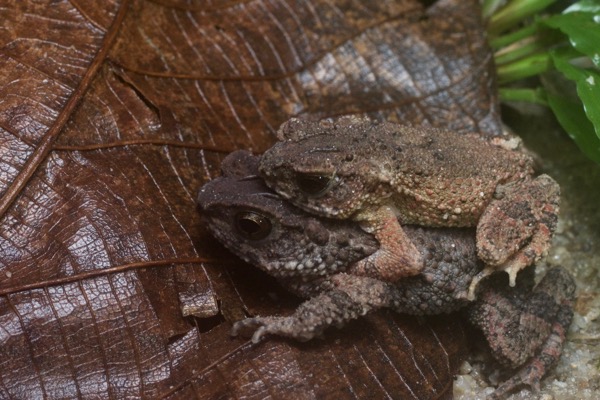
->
(259, 116), (560, 288)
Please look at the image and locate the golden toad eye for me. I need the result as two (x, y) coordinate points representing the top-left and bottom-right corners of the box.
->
(234, 211), (272, 240)
(295, 173), (333, 196)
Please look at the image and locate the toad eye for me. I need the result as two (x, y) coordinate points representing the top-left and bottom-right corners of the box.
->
(234, 211), (272, 240)
(295, 173), (334, 197)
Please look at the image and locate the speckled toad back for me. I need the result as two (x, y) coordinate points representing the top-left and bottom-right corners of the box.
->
(259, 116), (560, 287)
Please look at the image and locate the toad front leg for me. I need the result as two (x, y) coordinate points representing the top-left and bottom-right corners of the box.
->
(346, 206), (424, 281)
(231, 252), (474, 344)
(476, 174), (560, 286)
(231, 274), (397, 343)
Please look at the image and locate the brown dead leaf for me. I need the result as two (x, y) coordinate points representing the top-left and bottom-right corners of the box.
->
(0, 0), (500, 398)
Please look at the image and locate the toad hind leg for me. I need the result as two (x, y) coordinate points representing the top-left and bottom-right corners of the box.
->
(476, 174), (560, 286)
(489, 316), (572, 399)
(348, 206), (423, 281)
(469, 267), (575, 399)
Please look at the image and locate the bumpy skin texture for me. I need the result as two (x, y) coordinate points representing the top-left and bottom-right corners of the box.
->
(258, 116), (560, 286)
(197, 151), (576, 399)
(470, 267), (575, 400)
(198, 150), (378, 280)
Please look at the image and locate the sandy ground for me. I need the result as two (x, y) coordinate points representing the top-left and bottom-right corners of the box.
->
(454, 106), (600, 399)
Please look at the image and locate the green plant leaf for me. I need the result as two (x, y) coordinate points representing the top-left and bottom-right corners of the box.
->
(564, 0), (600, 14)
(543, 11), (600, 66)
(546, 92), (600, 163)
(544, 49), (600, 162)
(552, 50), (600, 136)
(492, 1), (600, 163)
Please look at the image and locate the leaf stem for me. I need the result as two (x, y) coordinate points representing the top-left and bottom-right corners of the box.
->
(497, 52), (552, 84)
(499, 87), (548, 105)
(490, 24), (538, 49)
(489, 0), (559, 35)
(482, 0), (507, 18)
(495, 40), (546, 65)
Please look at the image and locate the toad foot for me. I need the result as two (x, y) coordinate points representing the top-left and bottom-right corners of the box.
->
(476, 174), (559, 287)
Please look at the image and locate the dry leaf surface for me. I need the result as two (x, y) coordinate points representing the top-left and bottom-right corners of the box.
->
(0, 0), (500, 398)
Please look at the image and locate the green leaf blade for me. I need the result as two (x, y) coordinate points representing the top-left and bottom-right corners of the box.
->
(546, 92), (600, 163)
(544, 49), (600, 162)
(552, 50), (600, 139)
(564, 0), (600, 14)
(542, 11), (600, 66)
